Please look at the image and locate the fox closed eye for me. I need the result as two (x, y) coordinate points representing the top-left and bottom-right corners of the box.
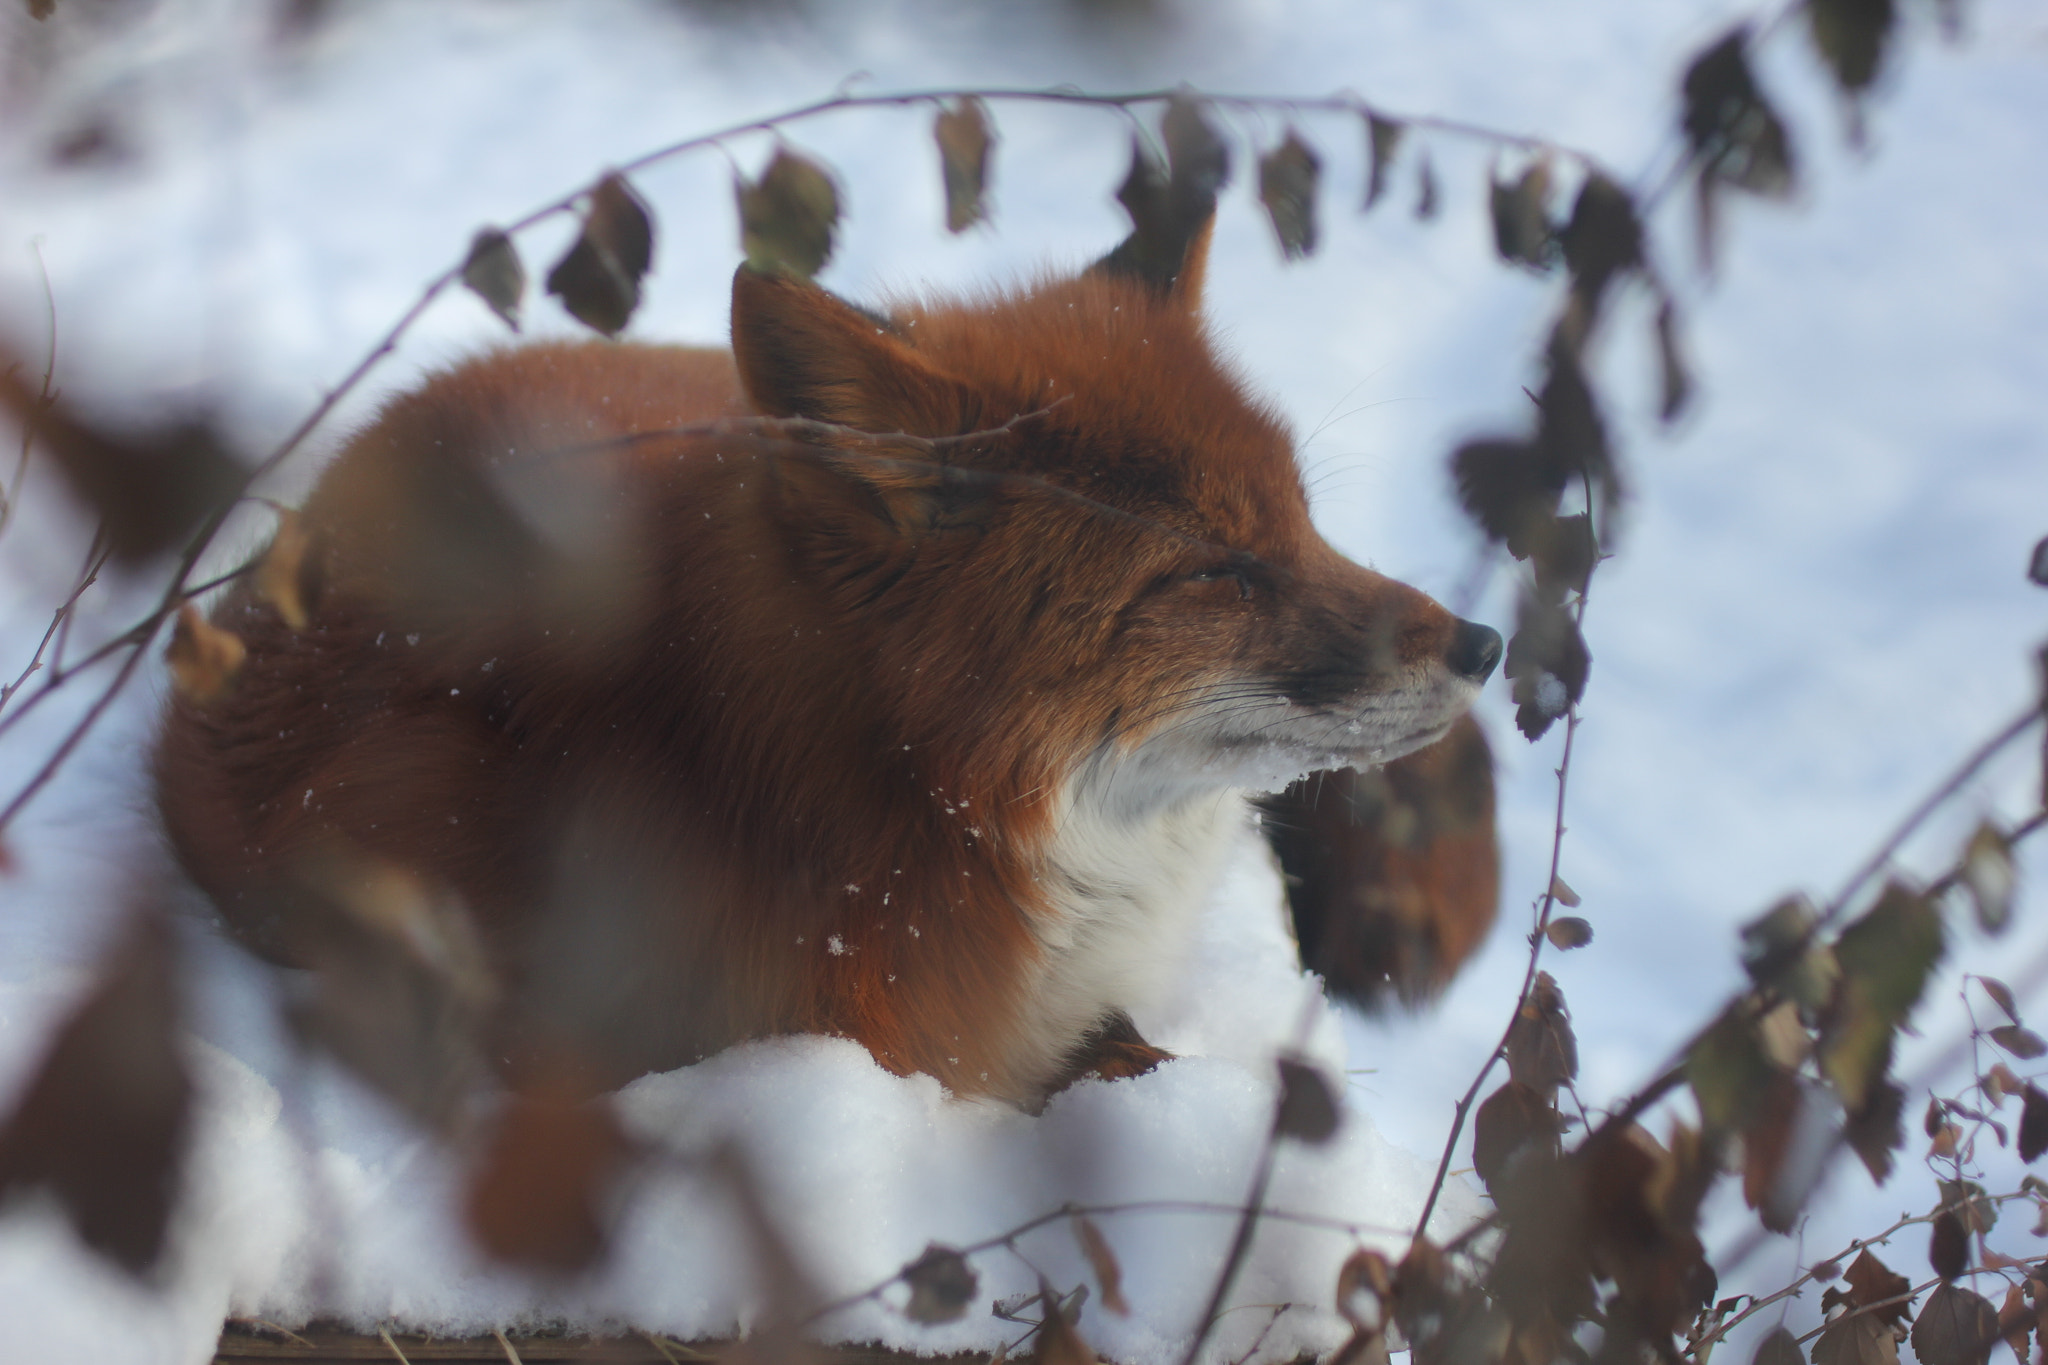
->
(1186, 563), (1255, 600)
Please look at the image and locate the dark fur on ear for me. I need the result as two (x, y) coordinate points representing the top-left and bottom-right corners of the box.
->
(730, 265), (976, 435)
(1093, 208), (1215, 308)
(1090, 119), (1222, 307)
(731, 267), (998, 605)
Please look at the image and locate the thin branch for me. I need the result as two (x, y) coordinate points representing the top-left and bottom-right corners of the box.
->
(1689, 1194), (2035, 1357)
(802, 1196), (1411, 1328)
(48, 529), (107, 677)
(0, 532), (109, 714)
(0, 623), (153, 830)
(1415, 586), (1592, 1233)
(1176, 1135), (1283, 1365)
(1791, 1254), (2048, 1348)
(1822, 705), (2041, 926)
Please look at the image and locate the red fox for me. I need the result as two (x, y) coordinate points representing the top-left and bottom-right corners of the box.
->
(153, 223), (1501, 1110)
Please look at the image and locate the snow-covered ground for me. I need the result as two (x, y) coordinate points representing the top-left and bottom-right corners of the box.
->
(0, 1), (2043, 1362)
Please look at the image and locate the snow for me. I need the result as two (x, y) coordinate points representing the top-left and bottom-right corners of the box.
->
(0, 0), (2044, 1361)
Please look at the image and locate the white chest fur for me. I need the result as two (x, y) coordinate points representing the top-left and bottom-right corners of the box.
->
(1006, 761), (1243, 1095)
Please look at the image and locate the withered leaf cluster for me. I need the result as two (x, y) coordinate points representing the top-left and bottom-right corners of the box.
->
(0, 911), (191, 1276)
(0, 367), (243, 563)
(902, 1242), (978, 1324)
(738, 149), (841, 280)
(1682, 28), (1796, 269)
(548, 172), (656, 336)
(1258, 129), (1322, 260)
(934, 97), (993, 234)
(1257, 715), (1498, 1010)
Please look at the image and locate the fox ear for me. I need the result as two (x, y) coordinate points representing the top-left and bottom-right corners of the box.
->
(730, 266), (974, 434)
(1091, 203), (1215, 310)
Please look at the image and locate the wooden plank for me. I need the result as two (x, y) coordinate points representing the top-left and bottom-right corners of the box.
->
(214, 1323), (997, 1365)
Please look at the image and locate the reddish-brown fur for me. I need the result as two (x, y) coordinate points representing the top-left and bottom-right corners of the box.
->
(155, 254), (1491, 1106)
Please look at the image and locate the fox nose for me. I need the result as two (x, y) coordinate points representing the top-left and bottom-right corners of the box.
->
(1447, 619), (1503, 683)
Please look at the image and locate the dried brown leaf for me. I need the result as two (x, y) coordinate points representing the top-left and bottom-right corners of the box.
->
(1392, 1237), (1449, 1345)
(1545, 916), (1593, 950)
(1823, 883), (1943, 1112)
(1336, 1248), (1393, 1330)
(1939, 1179), (1998, 1236)
(1506, 972), (1577, 1094)
(2020, 1085), (2048, 1163)
(1961, 826), (2018, 935)
(1275, 1054), (1341, 1144)
(1682, 27), (1797, 199)
(1844, 1078), (1904, 1184)
(1808, 0), (1898, 103)
(1656, 298), (1695, 423)
(1036, 1277), (1097, 1365)
(737, 148), (840, 281)
(1450, 438), (1566, 559)
(1536, 344), (1617, 509)
(586, 173), (653, 281)
(2028, 536), (2048, 588)
(166, 603), (245, 703)
(1741, 1070), (1813, 1231)
(1980, 976), (2022, 1026)
(1363, 114), (1404, 211)
(1072, 1217), (1126, 1316)
(1841, 1249), (1914, 1328)
(1548, 876), (1582, 909)
(280, 853), (496, 1132)
(461, 227), (526, 331)
(1991, 1026), (2047, 1060)
(1755, 1325), (1807, 1365)
(464, 1080), (630, 1271)
(1997, 1283), (2030, 1365)
(1472, 1079), (1562, 1194)
(1757, 1001), (1811, 1070)
(903, 1243), (977, 1324)
(1257, 716), (1499, 1011)
(1414, 150), (1439, 221)
(546, 172), (655, 336)
(0, 911), (191, 1274)
(1985, 1064), (2021, 1106)
(1913, 1283), (1999, 1365)
(1815, 1313), (1900, 1365)
(1531, 511), (1598, 603)
(1257, 128), (1322, 261)
(1559, 173), (1643, 306)
(1489, 160), (1555, 269)
(0, 369), (243, 562)
(933, 98), (993, 234)
(1930, 1208), (1970, 1281)
(1505, 593), (1591, 741)
(1690, 1005), (1778, 1135)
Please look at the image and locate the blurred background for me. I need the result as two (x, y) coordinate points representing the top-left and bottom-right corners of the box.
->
(0, 0), (2044, 1358)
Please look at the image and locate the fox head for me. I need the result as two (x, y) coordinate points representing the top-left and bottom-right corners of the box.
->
(725, 240), (1501, 823)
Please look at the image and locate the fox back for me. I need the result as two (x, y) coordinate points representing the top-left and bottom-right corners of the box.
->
(155, 255), (1501, 1107)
